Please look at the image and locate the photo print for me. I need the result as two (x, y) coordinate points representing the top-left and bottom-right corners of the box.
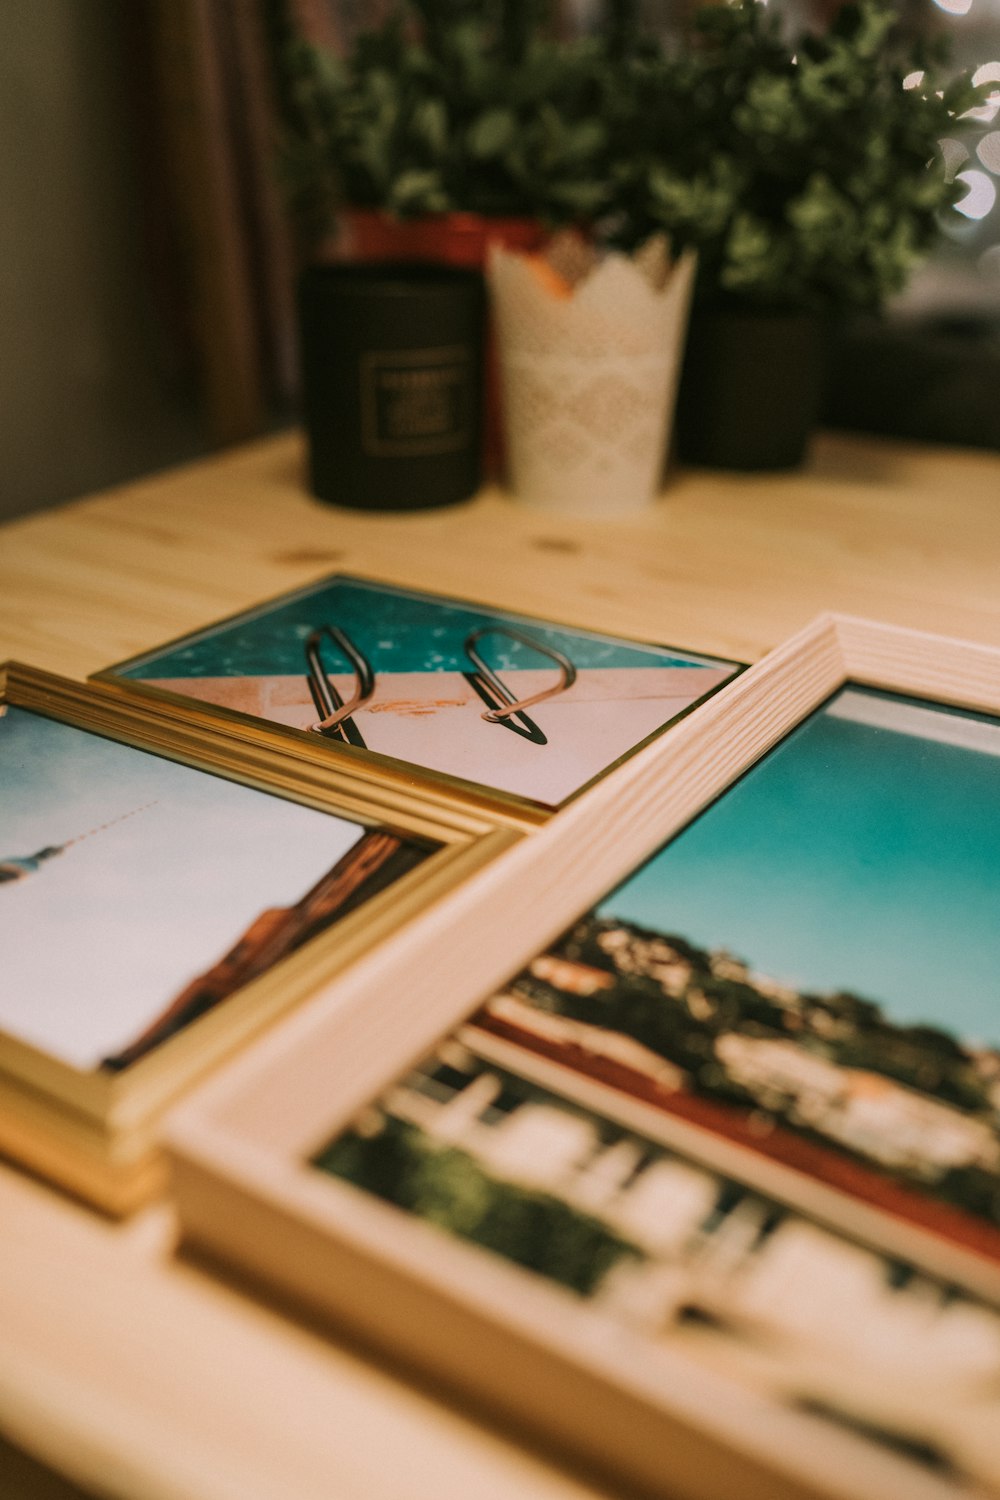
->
(317, 1030), (1000, 1487)
(467, 684), (1000, 1265)
(0, 704), (425, 1072)
(107, 575), (740, 809)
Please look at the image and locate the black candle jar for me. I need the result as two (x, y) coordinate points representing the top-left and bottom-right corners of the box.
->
(297, 262), (486, 510)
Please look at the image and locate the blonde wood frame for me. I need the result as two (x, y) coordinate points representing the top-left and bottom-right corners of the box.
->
(0, 664), (517, 1214)
(167, 613), (1000, 1500)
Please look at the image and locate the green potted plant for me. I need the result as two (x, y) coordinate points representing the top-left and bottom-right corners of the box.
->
(610, 0), (987, 469)
(270, 0), (641, 476)
(272, 0), (626, 265)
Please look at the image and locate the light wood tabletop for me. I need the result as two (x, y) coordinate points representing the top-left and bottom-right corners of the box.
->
(2, 427), (999, 1500)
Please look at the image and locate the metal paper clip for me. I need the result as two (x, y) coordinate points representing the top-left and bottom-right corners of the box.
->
(305, 625), (374, 746)
(464, 626), (577, 745)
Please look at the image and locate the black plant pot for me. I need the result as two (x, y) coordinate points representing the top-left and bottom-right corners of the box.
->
(675, 307), (827, 472)
(297, 262), (485, 510)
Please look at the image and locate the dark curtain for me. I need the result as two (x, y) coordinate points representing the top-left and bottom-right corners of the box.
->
(134, 0), (298, 447)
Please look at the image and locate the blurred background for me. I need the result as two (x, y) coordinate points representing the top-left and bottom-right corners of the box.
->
(2, 0), (999, 522)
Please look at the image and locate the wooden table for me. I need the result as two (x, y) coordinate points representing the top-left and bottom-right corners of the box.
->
(2, 428), (999, 1500)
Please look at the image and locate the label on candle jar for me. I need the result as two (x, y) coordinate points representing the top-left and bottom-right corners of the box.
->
(361, 347), (473, 457)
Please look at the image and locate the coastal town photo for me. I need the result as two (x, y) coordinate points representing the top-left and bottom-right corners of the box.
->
(319, 682), (1000, 1296)
(472, 684), (1000, 1262)
(318, 1033), (1000, 1486)
(316, 684), (1000, 1484)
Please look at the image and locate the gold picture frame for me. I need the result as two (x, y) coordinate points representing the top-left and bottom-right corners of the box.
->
(0, 663), (516, 1214)
(167, 615), (1000, 1500)
(93, 572), (743, 827)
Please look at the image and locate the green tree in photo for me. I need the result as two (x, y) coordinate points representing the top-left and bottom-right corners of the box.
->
(317, 1114), (642, 1296)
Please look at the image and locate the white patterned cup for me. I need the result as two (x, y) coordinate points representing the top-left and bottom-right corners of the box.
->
(488, 238), (696, 515)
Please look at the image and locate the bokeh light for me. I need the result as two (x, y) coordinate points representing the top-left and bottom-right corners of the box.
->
(977, 130), (1000, 173)
(954, 168), (998, 218)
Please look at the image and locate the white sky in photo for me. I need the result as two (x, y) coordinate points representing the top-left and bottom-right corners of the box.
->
(0, 707), (363, 1069)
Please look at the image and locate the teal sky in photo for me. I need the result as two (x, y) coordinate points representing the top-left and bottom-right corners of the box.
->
(123, 577), (724, 679)
(598, 688), (1000, 1046)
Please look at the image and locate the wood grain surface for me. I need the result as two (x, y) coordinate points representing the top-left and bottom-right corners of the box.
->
(3, 430), (1000, 682)
(2, 428), (1000, 1500)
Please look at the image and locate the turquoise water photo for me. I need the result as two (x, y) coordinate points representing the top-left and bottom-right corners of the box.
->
(113, 575), (740, 807)
(470, 685), (1000, 1261)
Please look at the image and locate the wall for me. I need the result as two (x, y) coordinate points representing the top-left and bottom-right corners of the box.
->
(0, 1), (205, 522)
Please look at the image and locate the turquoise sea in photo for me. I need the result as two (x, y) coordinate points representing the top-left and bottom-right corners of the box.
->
(598, 688), (1000, 1042)
(123, 577), (712, 679)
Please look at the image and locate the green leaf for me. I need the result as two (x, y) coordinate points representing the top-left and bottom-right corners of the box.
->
(351, 128), (393, 192)
(562, 120), (608, 161)
(547, 180), (610, 216)
(411, 98), (448, 154)
(467, 109), (518, 158)
(387, 169), (450, 213)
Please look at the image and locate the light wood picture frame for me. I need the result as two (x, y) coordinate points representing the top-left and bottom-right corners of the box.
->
(0, 663), (516, 1214)
(166, 615), (1000, 1500)
(93, 572), (743, 826)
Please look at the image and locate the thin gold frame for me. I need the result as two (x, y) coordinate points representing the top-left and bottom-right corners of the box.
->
(93, 572), (745, 827)
(168, 614), (1000, 1500)
(0, 663), (517, 1214)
